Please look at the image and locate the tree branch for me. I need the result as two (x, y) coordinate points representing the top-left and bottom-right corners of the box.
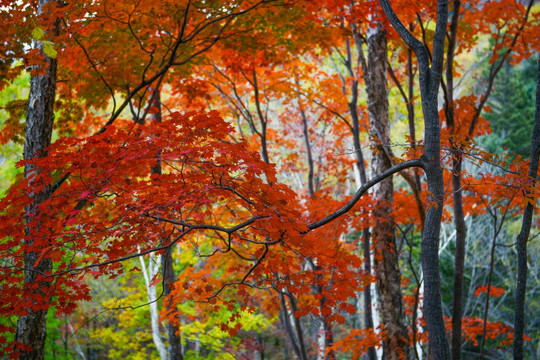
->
(308, 158), (423, 230)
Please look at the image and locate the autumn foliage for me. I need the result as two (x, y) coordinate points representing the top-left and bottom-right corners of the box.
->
(0, 0), (539, 359)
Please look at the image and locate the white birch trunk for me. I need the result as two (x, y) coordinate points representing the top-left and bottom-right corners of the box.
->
(140, 251), (168, 360)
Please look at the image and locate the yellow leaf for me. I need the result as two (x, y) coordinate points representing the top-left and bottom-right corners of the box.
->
(43, 41), (57, 59)
(32, 26), (44, 40)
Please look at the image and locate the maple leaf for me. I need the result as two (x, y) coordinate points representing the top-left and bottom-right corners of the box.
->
(149, 273), (162, 288)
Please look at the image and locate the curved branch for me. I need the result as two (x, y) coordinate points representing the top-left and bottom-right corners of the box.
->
(308, 158), (424, 230)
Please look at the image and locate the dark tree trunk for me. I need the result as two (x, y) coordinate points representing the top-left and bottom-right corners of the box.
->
(513, 56), (540, 360)
(365, 20), (410, 360)
(300, 107), (315, 197)
(15, 1), (59, 358)
(288, 292), (308, 360)
(442, 2), (467, 359)
(163, 248), (183, 360)
(252, 70), (270, 164)
(379, 0), (451, 358)
(147, 88), (184, 360)
(279, 290), (308, 360)
(278, 293), (303, 360)
(450, 157), (466, 359)
(361, 228), (376, 360)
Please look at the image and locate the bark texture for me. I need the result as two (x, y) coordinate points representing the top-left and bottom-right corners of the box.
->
(513, 56), (540, 360)
(379, 0), (451, 358)
(365, 20), (410, 360)
(15, 1), (59, 358)
(163, 249), (183, 360)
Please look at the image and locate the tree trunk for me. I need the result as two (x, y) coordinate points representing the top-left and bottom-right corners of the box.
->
(137, 86), (182, 360)
(341, 34), (377, 360)
(300, 107), (315, 197)
(278, 293), (303, 360)
(442, 2), (467, 358)
(365, 20), (410, 360)
(147, 88), (183, 360)
(450, 156), (466, 360)
(513, 56), (540, 360)
(163, 248), (183, 360)
(15, 1), (59, 358)
(140, 252), (168, 360)
(379, 0), (451, 358)
(362, 229), (377, 360)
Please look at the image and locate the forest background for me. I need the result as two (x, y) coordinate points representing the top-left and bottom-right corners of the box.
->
(0, 0), (539, 359)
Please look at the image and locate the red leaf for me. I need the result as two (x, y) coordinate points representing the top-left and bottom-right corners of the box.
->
(149, 273), (162, 287)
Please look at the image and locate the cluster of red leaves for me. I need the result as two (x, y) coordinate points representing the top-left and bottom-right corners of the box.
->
(329, 328), (385, 360)
(444, 316), (532, 347)
(0, 110), (307, 340)
(164, 187), (376, 333)
(474, 285), (505, 298)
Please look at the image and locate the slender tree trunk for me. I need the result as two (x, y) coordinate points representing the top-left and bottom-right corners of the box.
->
(513, 56), (540, 360)
(352, 83), (377, 360)
(318, 316), (335, 360)
(279, 290), (308, 360)
(300, 107), (315, 197)
(362, 229), (377, 360)
(163, 248), (183, 360)
(418, 67), (450, 360)
(298, 96), (334, 359)
(140, 253), (168, 360)
(450, 156), (466, 357)
(442, 3), (468, 358)
(139, 87), (182, 360)
(148, 89), (183, 360)
(252, 70), (270, 164)
(278, 293), (303, 360)
(365, 20), (410, 360)
(288, 292), (309, 360)
(341, 34), (377, 360)
(15, 1), (59, 358)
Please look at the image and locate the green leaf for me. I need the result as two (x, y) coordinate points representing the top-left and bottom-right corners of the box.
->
(42, 41), (57, 59)
(31, 26), (44, 40)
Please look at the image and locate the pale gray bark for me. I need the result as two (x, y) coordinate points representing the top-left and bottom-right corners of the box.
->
(140, 252), (168, 360)
(15, 1), (59, 358)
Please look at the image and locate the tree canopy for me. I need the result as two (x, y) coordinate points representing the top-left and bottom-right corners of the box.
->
(0, 0), (539, 359)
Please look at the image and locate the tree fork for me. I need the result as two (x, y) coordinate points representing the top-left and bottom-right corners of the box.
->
(378, 0), (451, 358)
